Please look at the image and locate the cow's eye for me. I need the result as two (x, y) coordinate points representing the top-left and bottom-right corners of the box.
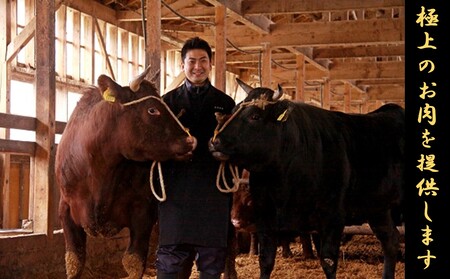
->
(250, 114), (260, 121)
(148, 107), (159, 115)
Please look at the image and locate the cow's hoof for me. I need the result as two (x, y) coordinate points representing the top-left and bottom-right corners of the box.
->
(65, 251), (83, 279)
(122, 253), (144, 279)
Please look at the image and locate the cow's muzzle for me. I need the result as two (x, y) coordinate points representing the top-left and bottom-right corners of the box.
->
(208, 137), (230, 161)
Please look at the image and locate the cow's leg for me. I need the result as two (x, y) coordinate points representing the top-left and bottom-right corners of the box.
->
(250, 232), (258, 255)
(318, 224), (343, 279)
(279, 236), (293, 258)
(368, 211), (400, 279)
(257, 232), (277, 279)
(311, 233), (321, 255)
(223, 227), (238, 279)
(123, 201), (157, 279)
(299, 233), (315, 259)
(59, 201), (87, 279)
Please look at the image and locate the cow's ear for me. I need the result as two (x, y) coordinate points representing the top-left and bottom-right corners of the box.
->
(236, 78), (254, 94)
(98, 75), (121, 102)
(276, 105), (292, 122)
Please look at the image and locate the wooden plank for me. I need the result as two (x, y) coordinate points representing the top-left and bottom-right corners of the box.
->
(130, 34), (139, 77)
(206, 0), (271, 34)
(94, 18), (115, 81)
(55, 6), (66, 80)
(261, 43), (271, 87)
(34, 0), (56, 237)
(343, 83), (351, 113)
(227, 18), (404, 48)
(83, 15), (94, 84)
(164, 71), (185, 93)
(120, 30), (129, 82)
(146, 0), (162, 92)
(64, 0), (117, 26)
(0, 139), (35, 155)
(295, 54), (305, 101)
(6, 0), (63, 63)
(242, 0), (404, 15)
(271, 61), (404, 82)
(214, 5), (226, 92)
(0, 113), (36, 130)
(322, 78), (330, 110)
(72, 10), (81, 81)
(6, 18), (35, 63)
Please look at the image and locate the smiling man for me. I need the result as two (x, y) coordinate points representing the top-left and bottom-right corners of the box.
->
(155, 37), (236, 279)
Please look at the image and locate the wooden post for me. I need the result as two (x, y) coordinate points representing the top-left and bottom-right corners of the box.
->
(146, 0), (161, 93)
(1, 0), (11, 229)
(120, 30), (129, 82)
(295, 54), (305, 101)
(322, 78), (330, 110)
(72, 10), (81, 81)
(344, 82), (351, 113)
(261, 43), (271, 88)
(34, 0), (56, 236)
(214, 5), (226, 92)
(83, 15), (94, 85)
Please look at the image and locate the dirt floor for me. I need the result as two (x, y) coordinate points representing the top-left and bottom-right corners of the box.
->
(143, 234), (405, 279)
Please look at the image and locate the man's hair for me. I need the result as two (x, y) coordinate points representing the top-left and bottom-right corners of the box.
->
(181, 37), (213, 61)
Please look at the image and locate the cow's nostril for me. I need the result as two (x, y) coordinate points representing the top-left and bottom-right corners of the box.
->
(212, 137), (221, 147)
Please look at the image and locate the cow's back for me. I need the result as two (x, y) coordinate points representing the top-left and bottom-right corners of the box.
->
(340, 104), (405, 222)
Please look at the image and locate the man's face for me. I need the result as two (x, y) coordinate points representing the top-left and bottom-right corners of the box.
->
(182, 49), (212, 86)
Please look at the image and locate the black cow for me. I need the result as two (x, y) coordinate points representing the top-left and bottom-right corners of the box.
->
(209, 79), (404, 279)
(230, 169), (316, 259)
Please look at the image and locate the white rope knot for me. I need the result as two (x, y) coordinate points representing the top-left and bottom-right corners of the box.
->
(216, 162), (241, 193)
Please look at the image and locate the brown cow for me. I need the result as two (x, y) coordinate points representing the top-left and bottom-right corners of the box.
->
(55, 67), (197, 279)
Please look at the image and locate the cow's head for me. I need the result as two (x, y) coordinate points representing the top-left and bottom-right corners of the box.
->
(231, 170), (257, 232)
(209, 79), (292, 171)
(96, 67), (197, 162)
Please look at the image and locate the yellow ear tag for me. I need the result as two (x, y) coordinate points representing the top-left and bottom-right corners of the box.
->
(102, 88), (116, 103)
(277, 109), (289, 122)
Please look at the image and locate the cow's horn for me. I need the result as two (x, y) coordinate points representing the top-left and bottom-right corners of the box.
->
(272, 84), (283, 101)
(236, 78), (254, 94)
(129, 65), (152, 92)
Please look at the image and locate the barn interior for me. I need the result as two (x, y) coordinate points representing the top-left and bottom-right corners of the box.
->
(0, 0), (404, 278)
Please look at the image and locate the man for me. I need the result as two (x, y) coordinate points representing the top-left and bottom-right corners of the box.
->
(156, 37), (236, 279)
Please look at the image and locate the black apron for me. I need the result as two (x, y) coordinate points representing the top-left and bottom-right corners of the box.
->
(157, 80), (236, 247)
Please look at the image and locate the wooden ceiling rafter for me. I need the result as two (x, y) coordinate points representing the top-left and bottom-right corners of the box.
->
(82, 0), (405, 110)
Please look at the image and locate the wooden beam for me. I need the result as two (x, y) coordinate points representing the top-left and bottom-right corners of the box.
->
(94, 18), (116, 81)
(214, 5), (226, 92)
(271, 60), (404, 82)
(287, 46), (329, 73)
(205, 0), (271, 34)
(6, 0), (63, 63)
(322, 78), (330, 110)
(0, 139), (35, 155)
(314, 45), (404, 59)
(242, 0), (404, 15)
(295, 54), (305, 101)
(164, 71), (185, 93)
(261, 43), (271, 87)
(64, 0), (117, 26)
(146, 0), (162, 92)
(227, 18), (403, 48)
(34, 0), (56, 237)
(6, 18), (35, 63)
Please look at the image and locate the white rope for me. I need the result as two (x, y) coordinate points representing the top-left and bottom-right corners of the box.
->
(216, 162), (241, 193)
(149, 161), (166, 201)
